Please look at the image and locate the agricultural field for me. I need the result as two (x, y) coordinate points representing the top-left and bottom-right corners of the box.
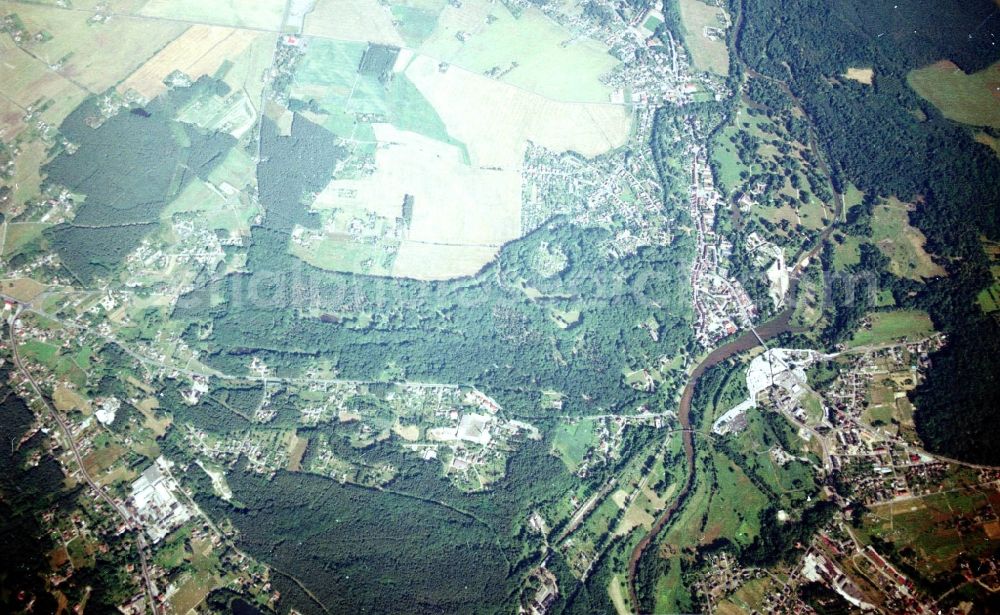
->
(860, 480), (1000, 583)
(118, 25), (260, 101)
(419, 1), (620, 103)
(304, 0), (404, 45)
(2, 222), (47, 257)
(848, 309), (935, 348)
(908, 60), (1000, 129)
(135, 0), (288, 30)
(1, 2), (186, 93)
(677, 0), (730, 76)
(284, 36), (629, 278)
(405, 54), (630, 168)
(0, 37), (86, 140)
(871, 198), (946, 280)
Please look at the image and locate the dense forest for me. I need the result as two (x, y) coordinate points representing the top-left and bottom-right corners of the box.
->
(736, 0), (1000, 463)
(42, 77), (236, 282)
(161, 97), (702, 612)
(176, 219), (694, 414)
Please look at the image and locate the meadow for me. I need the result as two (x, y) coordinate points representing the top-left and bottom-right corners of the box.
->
(870, 198), (946, 280)
(848, 310), (935, 348)
(908, 60), (1000, 129)
(677, 0), (729, 76)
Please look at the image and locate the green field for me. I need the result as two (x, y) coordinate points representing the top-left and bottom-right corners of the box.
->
(2, 223), (48, 257)
(290, 235), (399, 276)
(392, 4), (441, 46)
(292, 39), (390, 116)
(908, 60), (1000, 129)
(848, 309), (935, 348)
(831, 233), (862, 270)
(702, 453), (766, 545)
(20, 339), (59, 366)
(551, 419), (595, 471)
(292, 40), (466, 153)
(863, 485), (1000, 581)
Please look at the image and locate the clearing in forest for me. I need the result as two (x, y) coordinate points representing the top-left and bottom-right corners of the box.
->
(871, 198), (946, 280)
(843, 67), (874, 84)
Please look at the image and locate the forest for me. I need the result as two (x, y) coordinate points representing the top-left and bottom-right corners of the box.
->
(42, 77), (236, 283)
(174, 219), (695, 416)
(736, 0), (1000, 463)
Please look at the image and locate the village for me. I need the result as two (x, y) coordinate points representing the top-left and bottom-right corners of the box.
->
(693, 331), (1000, 612)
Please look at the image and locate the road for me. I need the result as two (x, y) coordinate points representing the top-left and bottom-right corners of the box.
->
(7, 309), (160, 614)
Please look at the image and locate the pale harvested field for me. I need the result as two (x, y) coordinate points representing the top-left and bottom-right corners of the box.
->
(392, 241), (499, 279)
(405, 53), (631, 169)
(0, 37), (87, 139)
(310, 124), (520, 278)
(843, 67), (874, 85)
(318, 124), (520, 244)
(0, 2), (186, 93)
(304, 0), (405, 46)
(119, 25), (259, 99)
(137, 0), (287, 30)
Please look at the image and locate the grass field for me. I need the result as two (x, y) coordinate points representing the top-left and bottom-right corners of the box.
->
(20, 339), (59, 366)
(551, 419), (595, 472)
(831, 233), (862, 270)
(161, 179), (248, 231)
(420, 0), (619, 103)
(871, 198), (946, 280)
(2, 222), (47, 256)
(677, 0), (729, 76)
(292, 39), (389, 115)
(848, 309), (935, 348)
(976, 131), (1000, 159)
(393, 3), (443, 47)
(137, 0), (287, 30)
(908, 60), (1000, 128)
(290, 234), (398, 276)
